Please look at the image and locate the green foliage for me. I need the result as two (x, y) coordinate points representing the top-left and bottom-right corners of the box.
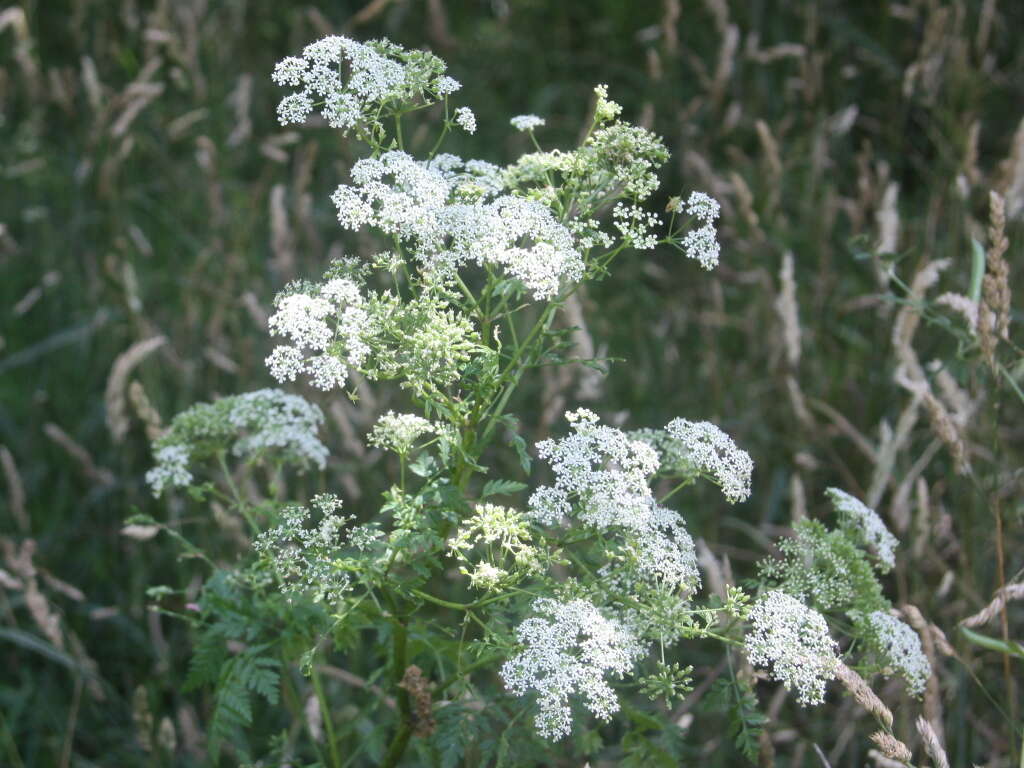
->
(758, 519), (888, 616)
(706, 675), (767, 763)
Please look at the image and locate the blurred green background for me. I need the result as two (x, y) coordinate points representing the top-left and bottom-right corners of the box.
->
(1, 0), (1022, 765)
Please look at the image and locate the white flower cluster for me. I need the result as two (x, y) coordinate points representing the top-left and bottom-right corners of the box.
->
(510, 114), (546, 132)
(453, 106), (477, 134)
(501, 598), (644, 740)
(529, 409), (700, 590)
(331, 151), (583, 300)
(745, 591), (839, 706)
(254, 494), (353, 603)
(676, 191), (722, 270)
(426, 154), (504, 198)
(146, 444), (192, 496)
(593, 84), (622, 123)
(146, 389), (328, 496)
(449, 503), (541, 590)
(827, 487), (898, 571)
(665, 418), (753, 503)
(367, 411), (434, 455)
(627, 428), (695, 476)
(266, 278), (370, 391)
(867, 611), (930, 696)
(612, 203), (662, 250)
(272, 36), (455, 130)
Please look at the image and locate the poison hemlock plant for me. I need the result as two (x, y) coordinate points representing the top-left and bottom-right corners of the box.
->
(141, 35), (931, 766)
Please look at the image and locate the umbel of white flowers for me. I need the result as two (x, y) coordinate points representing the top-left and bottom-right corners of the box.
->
(501, 598), (645, 740)
(145, 389), (328, 496)
(745, 590), (840, 706)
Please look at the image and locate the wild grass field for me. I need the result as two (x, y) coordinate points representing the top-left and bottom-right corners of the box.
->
(1, 1), (1022, 766)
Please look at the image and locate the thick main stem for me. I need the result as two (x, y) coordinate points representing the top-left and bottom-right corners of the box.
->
(380, 617), (412, 768)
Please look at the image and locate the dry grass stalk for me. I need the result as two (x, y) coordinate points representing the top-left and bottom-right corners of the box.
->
(976, 0), (996, 54)
(979, 191), (1010, 375)
(888, 438), (941, 534)
(869, 731), (912, 763)
(701, 0), (729, 34)
(789, 472), (807, 523)
(43, 423), (116, 486)
(901, 604), (944, 748)
(2, 538), (64, 649)
(563, 293), (602, 402)
(1001, 117), (1024, 220)
(399, 664), (435, 737)
(128, 381), (164, 442)
(785, 376), (813, 428)
(835, 662), (893, 730)
(774, 252), (801, 368)
(104, 335), (167, 442)
(166, 108), (208, 141)
(660, 0), (680, 56)
(901, 6), (949, 105)
(696, 539), (727, 601)
(710, 24), (739, 109)
(806, 397), (876, 463)
(79, 55), (103, 112)
(867, 749), (907, 768)
(890, 258), (969, 474)
(133, 685), (154, 752)
(110, 81), (165, 138)
(0, 7), (40, 88)
(67, 629), (105, 700)
(962, 581), (1024, 628)
(934, 292), (977, 334)
(194, 136), (225, 227)
(729, 171), (765, 240)
(227, 73), (253, 147)
(40, 570), (85, 602)
(0, 567), (22, 590)
(304, 693), (324, 743)
(156, 717), (176, 753)
(0, 444), (28, 532)
(270, 184), (296, 281)
(912, 477), (930, 559)
(754, 118), (783, 187)
(933, 367), (973, 427)
(873, 180), (901, 288)
(320, 665), (397, 710)
(744, 33), (805, 64)
(915, 716), (950, 768)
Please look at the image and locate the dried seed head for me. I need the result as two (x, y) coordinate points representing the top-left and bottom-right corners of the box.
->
(916, 715), (950, 768)
(869, 731), (912, 763)
(836, 662), (893, 729)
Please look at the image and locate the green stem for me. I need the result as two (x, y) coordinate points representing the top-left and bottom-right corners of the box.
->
(380, 618), (413, 768)
(216, 453), (259, 535)
(436, 653), (506, 696)
(312, 663), (342, 768)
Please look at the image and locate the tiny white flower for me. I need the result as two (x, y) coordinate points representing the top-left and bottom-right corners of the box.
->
(454, 106), (477, 134)
(510, 114), (546, 132)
